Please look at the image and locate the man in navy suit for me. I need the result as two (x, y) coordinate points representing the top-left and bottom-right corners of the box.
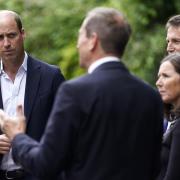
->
(0, 10), (64, 180)
(0, 7), (163, 180)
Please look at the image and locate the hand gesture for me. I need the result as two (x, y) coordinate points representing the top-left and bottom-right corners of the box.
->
(0, 105), (26, 141)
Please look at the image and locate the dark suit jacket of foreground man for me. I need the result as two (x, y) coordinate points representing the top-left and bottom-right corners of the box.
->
(11, 60), (163, 180)
(0, 55), (65, 180)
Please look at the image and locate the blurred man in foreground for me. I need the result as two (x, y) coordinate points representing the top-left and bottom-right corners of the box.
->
(0, 7), (163, 180)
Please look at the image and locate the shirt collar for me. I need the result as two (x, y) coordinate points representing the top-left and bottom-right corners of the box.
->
(88, 56), (120, 74)
(21, 52), (28, 72)
(0, 51), (28, 75)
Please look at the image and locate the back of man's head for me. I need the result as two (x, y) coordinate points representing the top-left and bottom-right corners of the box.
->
(84, 7), (131, 57)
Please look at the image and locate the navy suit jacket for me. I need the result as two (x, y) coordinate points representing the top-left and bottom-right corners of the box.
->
(11, 61), (163, 180)
(0, 55), (65, 179)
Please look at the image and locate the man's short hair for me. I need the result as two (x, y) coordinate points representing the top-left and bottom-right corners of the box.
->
(84, 7), (131, 57)
(166, 14), (180, 29)
(0, 10), (22, 31)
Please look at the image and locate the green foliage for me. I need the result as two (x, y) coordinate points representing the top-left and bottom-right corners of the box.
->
(0, 0), (180, 84)
(111, 0), (179, 85)
(124, 25), (166, 85)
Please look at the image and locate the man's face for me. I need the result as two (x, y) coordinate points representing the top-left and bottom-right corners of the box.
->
(77, 20), (91, 69)
(166, 26), (180, 54)
(0, 14), (25, 63)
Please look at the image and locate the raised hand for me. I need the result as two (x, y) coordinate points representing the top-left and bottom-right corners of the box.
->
(0, 105), (26, 141)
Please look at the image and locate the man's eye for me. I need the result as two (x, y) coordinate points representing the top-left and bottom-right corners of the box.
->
(7, 33), (17, 38)
(173, 39), (180, 44)
(0, 35), (4, 40)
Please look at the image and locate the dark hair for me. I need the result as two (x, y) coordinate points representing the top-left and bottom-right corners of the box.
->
(160, 53), (180, 120)
(166, 14), (180, 29)
(13, 12), (23, 31)
(84, 7), (131, 57)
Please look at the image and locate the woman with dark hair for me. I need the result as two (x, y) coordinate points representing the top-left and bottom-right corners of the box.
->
(156, 53), (180, 180)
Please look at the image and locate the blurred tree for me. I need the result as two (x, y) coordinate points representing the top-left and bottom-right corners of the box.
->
(111, 0), (180, 85)
(0, 0), (179, 85)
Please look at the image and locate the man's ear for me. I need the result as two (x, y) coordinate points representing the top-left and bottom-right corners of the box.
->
(21, 28), (26, 40)
(88, 32), (98, 51)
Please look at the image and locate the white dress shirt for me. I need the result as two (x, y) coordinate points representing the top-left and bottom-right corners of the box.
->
(0, 52), (27, 170)
(88, 56), (120, 74)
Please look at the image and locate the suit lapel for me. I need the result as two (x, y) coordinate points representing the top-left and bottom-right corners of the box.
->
(0, 87), (3, 134)
(0, 88), (3, 109)
(24, 56), (41, 124)
(163, 121), (177, 142)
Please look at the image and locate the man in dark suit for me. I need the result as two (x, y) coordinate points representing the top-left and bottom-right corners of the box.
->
(0, 7), (163, 180)
(0, 10), (65, 180)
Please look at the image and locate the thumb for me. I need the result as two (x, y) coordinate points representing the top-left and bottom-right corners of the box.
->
(0, 109), (6, 127)
(0, 109), (6, 119)
(16, 105), (24, 117)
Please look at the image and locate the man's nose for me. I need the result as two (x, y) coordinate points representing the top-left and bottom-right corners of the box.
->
(167, 42), (175, 54)
(3, 37), (11, 47)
